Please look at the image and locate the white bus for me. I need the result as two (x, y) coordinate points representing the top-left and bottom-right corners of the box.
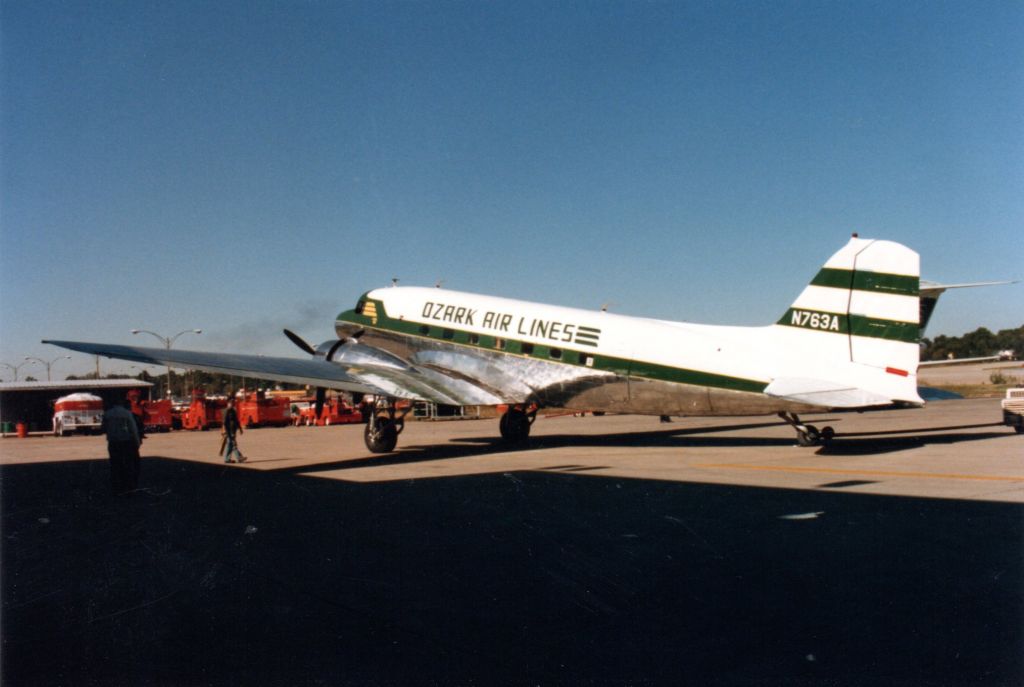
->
(53, 393), (104, 436)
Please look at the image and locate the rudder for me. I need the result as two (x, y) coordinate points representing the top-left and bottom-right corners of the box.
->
(776, 236), (920, 378)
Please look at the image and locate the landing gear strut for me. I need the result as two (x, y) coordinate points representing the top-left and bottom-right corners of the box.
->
(499, 405), (537, 443)
(778, 412), (834, 447)
(364, 397), (409, 453)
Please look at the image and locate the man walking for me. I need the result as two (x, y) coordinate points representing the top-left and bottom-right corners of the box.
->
(221, 396), (246, 463)
(103, 397), (141, 494)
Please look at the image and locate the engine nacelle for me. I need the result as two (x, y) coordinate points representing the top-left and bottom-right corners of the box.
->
(317, 339), (409, 370)
(314, 340), (341, 359)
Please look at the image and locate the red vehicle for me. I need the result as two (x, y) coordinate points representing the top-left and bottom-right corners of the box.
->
(127, 390), (173, 433)
(298, 397), (364, 426)
(236, 390), (292, 428)
(182, 389), (226, 431)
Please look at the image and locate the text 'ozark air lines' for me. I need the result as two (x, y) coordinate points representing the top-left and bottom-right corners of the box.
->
(421, 301), (601, 347)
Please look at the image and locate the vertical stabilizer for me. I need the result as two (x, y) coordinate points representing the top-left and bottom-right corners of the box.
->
(774, 237), (921, 402)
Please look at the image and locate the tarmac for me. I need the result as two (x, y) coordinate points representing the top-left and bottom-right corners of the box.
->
(2, 397), (1022, 685)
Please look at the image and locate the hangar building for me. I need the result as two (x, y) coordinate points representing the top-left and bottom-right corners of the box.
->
(0, 380), (153, 435)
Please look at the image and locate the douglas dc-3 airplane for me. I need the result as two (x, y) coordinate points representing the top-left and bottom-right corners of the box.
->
(45, 236), (995, 452)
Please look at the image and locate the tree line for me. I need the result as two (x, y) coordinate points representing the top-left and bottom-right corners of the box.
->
(920, 325), (1022, 361)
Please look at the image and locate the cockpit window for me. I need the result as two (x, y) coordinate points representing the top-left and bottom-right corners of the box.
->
(355, 300), (366, 315)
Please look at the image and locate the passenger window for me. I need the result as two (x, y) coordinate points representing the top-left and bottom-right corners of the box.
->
(521, 343), (534, 355)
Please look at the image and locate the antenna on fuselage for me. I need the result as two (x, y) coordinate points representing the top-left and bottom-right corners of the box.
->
(435, 279), (444, 288)
(391, 278), (399, 287)
(601, 302), (616, 312)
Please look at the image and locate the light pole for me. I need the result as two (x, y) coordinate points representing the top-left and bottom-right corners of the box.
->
(0, 360), (35, 382)
(131, 328), (202, 398)
(24, 355), (72, 382)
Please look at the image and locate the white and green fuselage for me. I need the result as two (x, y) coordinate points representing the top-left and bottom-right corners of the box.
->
(336, 237), (924, 416)
(45, 237), (926, 432)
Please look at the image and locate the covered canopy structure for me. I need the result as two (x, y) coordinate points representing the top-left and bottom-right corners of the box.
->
(0, 379), (153, 434)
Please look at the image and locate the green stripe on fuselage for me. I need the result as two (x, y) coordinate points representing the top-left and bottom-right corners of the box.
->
(811, 268), (919, 296)
(336, 299), (768, 396)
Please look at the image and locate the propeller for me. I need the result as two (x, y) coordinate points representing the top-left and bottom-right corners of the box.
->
(284, 329), (329, 418)
(283, 329), (356, 419)
(284, 329), (317, 356)
(325, 338), (346, 359)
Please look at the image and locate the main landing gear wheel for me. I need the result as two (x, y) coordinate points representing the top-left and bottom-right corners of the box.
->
(499, 406), (535, 443)
(363, 397), (408, 453)
(780, 412), (834, 447)
(364, 420), (398, 453)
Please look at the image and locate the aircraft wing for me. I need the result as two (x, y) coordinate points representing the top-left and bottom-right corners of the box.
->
(41, 340), (508, 406)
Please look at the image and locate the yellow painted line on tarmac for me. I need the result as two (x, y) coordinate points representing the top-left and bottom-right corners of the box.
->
(694, 463), (1024, 483)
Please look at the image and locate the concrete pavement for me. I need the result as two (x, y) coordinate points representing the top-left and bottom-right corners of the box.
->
(2, 398), (1021, 685)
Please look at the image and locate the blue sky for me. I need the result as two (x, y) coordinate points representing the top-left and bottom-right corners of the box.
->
(2, 0), (1021, 379)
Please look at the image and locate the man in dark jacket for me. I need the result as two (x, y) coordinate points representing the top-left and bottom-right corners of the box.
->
(221, 397), (245, 463)
(103, 398), (141, 494)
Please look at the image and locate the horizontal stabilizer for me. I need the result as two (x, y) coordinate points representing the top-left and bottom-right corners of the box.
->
(918, 279), (1017, 334)
(764, 377), (894, 408)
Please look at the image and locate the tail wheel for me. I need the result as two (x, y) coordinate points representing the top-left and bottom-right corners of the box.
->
(797, 424), (835, 447)
(797, 426), (820, 447)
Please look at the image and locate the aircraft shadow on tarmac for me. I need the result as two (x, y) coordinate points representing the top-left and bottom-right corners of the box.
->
(287, 419), (1013, 475)
(2, 452), (1021, 686)
(816, 422), (1011, 456)
(276, 420), (793, 475)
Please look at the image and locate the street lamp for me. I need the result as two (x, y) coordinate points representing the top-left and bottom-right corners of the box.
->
(131, 328), (202, 398)
(23, 355), (72, 382)
(0, 360), (35, 382)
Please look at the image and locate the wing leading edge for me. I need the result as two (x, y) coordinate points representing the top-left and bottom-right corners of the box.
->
(41, 340), (508, 406)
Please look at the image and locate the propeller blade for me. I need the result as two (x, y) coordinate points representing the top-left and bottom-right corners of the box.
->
(325, 339), (346, 361)
(283, 329), (317, 356)
(315, 387), (326, 419)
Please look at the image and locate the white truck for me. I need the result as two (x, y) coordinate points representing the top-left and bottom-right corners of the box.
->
(1002, 388), (1024, 434)
(53, 393), (104, 436)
